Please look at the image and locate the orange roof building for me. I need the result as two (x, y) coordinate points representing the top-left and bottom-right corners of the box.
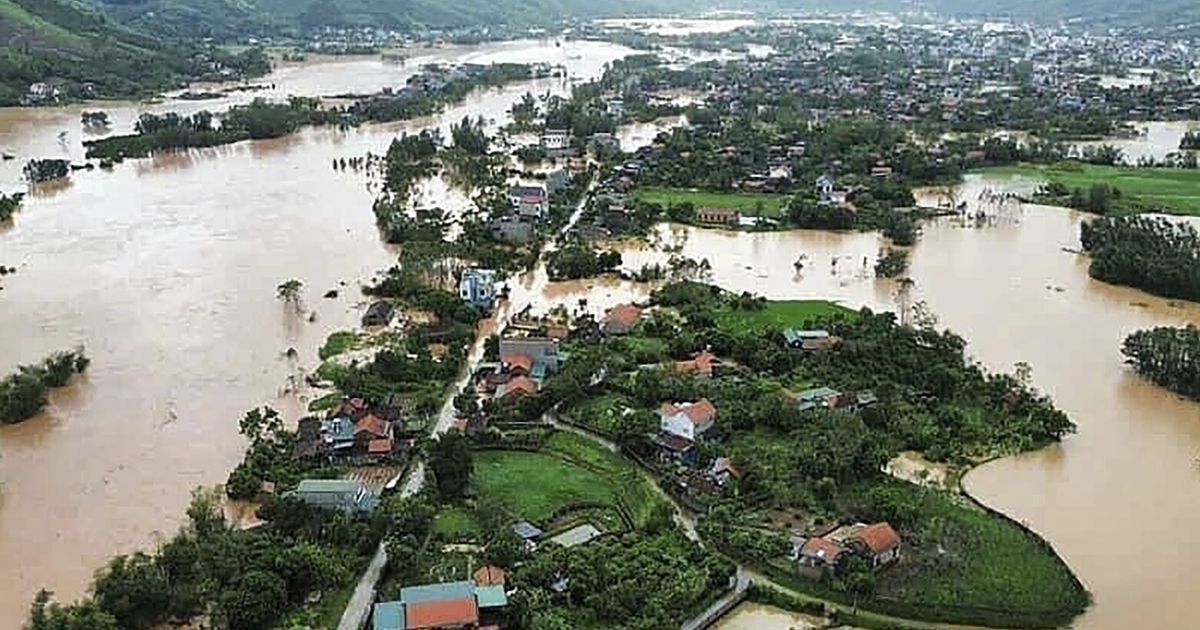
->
(600, 304), (642, 335)
(404, 598), (478, 629)
(473, 565), (506, 586)
(851, 522), (902, 555)
(501, 353), (534, 375)
(498, 376), (538, 400)
(355, 414), (391, 439)
(368, 439), (393, 455)
(674, 350), (721, 378)
(660, 398), (717, 441)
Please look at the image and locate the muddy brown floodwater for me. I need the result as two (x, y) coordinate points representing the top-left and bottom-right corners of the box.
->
(0, 39), (633, 626)
(3, 43), (1200, 630)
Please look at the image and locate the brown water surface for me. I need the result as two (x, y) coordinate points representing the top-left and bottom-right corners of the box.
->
(4, 45), (1200, 630)
(0, 39), (632, 625)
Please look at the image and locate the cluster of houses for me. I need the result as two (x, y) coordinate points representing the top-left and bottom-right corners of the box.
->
(472, 336), (566, 405)
(350, 62), (556, 115)
(792, 522), (902, 579)
(373, 569), (509, 630)
(295, 397), (417, 463)
(487, 168), (575, 245)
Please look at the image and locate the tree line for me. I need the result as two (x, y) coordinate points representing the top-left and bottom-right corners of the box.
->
(1122, 325), (1200, 399)
(84, 98), (339, 161)
(1080, 215), (1200, 301)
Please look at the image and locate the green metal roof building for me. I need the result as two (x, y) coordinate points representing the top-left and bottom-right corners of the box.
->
(289, 479), (379, 514)
(474, 585), (508, 609)
(372, 601), (405, 630)
(399, 580), (475, 604)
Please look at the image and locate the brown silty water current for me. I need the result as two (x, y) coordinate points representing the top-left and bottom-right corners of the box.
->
(2, 41), (1200, 630)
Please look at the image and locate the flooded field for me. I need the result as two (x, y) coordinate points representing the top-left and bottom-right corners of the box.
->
(709, 602), (825, 630)
(1075, 120), (1200, 164)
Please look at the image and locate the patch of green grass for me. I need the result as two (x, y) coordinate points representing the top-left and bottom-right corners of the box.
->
(307, 392), (342, 413)
(319, 330), (362, 360)
(978, 162), (1200, 215)
(433, 506), (481, 540)
(633, 186), (789, 218)
(619, 335), (671, 363)
(715, 300), (855, 334)
(473, 450), (616, 523)
(544, 432), (668, 529)
(740, 478), (1088, 628)
(868, 481), (1086, 617)
(559, 394), (633, 436)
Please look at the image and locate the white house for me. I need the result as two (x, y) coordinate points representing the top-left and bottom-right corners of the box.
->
(459, 268), (497, 309)
(510, 184), (549, 220)
(540, 128), (571, 151)
(660, 399), (717, 441)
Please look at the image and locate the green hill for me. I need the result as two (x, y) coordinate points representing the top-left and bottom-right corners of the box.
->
(0, 0), (268, 105)
(87, 0), (693, 36)
(83, 0), (1200, 40)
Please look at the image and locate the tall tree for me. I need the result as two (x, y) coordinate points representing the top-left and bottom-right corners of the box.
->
(428, 432), (473, 499)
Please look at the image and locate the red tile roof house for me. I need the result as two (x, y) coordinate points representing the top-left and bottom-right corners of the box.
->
(847, 522), (902, 569)
(795, 536), (846, 580)
(600, 304), (642, 335)
(501, 352), (534, 376)
(473, 565), (506, 587)
(673, 350), (722, 379)
(355, 414), (392, 454)
(497, 375), (539, 401)
(660, 399), (717, 442)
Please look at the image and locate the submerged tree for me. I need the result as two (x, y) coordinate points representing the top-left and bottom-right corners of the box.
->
(276, 279), (304, 313)
(1081, 215), (1200, 301)
(0, 348), (89, 423)
(1122, 325), (1200, 400)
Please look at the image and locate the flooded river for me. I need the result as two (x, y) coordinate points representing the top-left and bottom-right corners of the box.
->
(0, 38), (633, 625)
(709, 602), (825, 630)
(3, 43), (1200, 630)
(1075, 120), (1200, 164)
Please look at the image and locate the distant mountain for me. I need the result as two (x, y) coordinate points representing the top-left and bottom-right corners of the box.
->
(777, 0), (1200, 29)
(85, 0), (696, 38)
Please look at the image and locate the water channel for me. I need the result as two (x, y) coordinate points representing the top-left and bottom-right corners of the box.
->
(1, 40), (1199, 630)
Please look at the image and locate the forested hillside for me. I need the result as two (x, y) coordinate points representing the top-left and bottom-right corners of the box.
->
(0, 0), (267, 104)
(88, 0), (690, 37)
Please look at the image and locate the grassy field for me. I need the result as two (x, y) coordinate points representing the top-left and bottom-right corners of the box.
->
(318, 331), (362, 360)
(432, 506), (481, 540)
(473, 450), (616, 523)
(714, 300), (855, 333)
(868, 481), (1087, 619)
(544, 431), (668, 529)
(559, 394), (633, 437)
(741, 478), (1088, 628)
(979, 163), (1200, 215)
(633, 187), (790, 218)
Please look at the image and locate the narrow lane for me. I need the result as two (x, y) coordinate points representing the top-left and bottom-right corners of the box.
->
(337, 171), (598, 630)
